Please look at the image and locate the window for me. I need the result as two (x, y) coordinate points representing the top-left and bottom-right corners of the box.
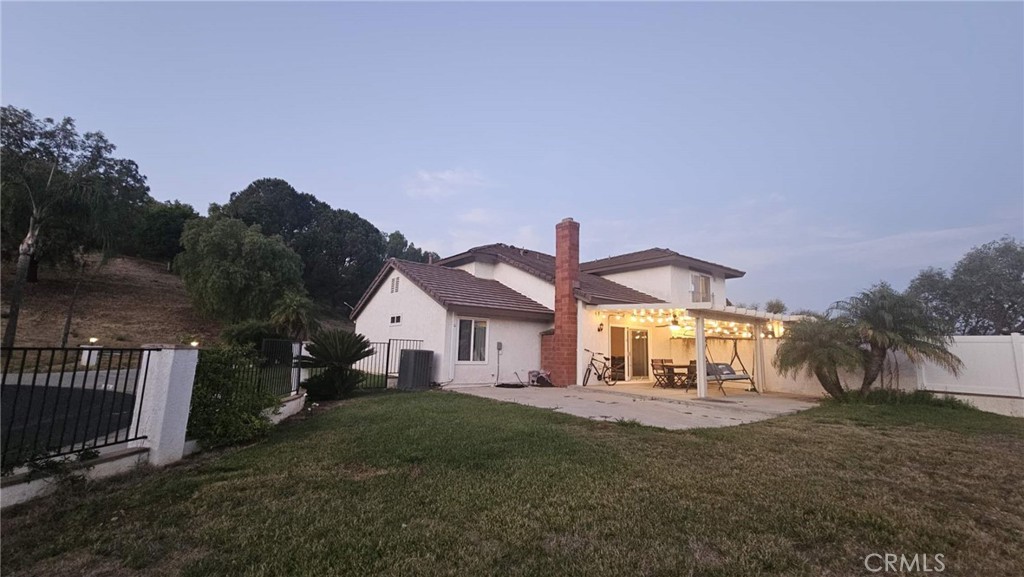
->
(691, 273), (712, 303)
(390, 315), (402, 325)
(457, 319), (487, 362)
(390, 277), (400, 293)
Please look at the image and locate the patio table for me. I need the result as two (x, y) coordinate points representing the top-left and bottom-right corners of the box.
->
(661, 363), (692, 389)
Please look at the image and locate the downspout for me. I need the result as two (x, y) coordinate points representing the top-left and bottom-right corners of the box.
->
(447, 311), (457, 383)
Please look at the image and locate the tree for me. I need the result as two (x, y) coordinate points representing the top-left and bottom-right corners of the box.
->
(218, 179), (389, 309)
(1, 106), (150, 348)
(831, 283), (962, 392)
(907, 237), (1024, 335)
(385, 231), (440, 263)
(214, 178), (326, 243)
(773, 315), (862, 399)
(270, 291), (320, 340)
(133, 200), (198, 262)
(174, 217), (305, 323)
(764, 299), (787, 315)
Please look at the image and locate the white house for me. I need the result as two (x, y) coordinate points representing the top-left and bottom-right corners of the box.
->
(351, 218), (800, 397)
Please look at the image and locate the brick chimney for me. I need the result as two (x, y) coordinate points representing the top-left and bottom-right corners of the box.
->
(548, 217), (580, 386)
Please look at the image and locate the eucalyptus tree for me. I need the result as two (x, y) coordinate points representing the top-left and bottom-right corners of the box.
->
(1, 106), (150, 348)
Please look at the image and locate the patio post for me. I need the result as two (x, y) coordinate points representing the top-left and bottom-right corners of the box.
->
(695, 314), (708, 398)
(754, 323), (766, 392)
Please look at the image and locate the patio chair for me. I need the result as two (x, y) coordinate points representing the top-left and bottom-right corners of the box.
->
(651, 359), (670, 388)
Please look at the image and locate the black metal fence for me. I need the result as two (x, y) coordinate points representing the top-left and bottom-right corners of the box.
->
(351, 339), (423, 389)
(257, 339), (299, 397)
(201, 340), (300, 400)
(1, 347), (155, 471)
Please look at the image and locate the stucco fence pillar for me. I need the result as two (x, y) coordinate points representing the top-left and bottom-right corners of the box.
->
(130, 345), (199, 466)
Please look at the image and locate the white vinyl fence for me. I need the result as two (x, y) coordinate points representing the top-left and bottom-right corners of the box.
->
(760, 334), (1024, 417)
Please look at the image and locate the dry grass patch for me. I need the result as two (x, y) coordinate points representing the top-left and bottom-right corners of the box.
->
(1, 256), (221, 348)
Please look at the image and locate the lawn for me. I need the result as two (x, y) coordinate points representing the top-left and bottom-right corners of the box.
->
(2, 391), (1022, 577)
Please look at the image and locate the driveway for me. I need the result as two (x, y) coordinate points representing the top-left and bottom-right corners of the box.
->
(450, 384), (819, 430)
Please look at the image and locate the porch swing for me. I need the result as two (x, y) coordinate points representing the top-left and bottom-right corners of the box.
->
(685, 339), (758, 396)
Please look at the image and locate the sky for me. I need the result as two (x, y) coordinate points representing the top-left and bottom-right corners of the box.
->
(2, 1), (1022, 312)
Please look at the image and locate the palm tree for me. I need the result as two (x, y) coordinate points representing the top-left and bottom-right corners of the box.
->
(270, 291), (320, 341)
(773, 315), (863, 398)
(831, 283), (962, 392)
(298, 330), (375, 400)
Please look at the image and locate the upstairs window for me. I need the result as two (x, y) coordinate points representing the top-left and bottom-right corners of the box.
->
(457, 319), (487, 362)
(691, 273), (712, 303)
(390, 315), (402, 325)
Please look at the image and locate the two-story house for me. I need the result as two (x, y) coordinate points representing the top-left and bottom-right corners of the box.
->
(351, 218), (797, 397)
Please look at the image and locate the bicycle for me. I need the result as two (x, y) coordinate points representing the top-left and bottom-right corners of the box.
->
(582, 349), (621, 386)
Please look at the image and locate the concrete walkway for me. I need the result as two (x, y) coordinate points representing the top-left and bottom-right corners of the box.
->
(450, 384), (819, 430)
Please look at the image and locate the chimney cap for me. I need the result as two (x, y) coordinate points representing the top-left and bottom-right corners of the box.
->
(559, 217), (576, 224)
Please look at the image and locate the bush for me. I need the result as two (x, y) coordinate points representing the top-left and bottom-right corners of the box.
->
(188, 346), (280, 448)
(221, 320), (287, 351)
(302, 367), (366, 401)
(298, 330), (376, 400)
(829, 389), (976, 410)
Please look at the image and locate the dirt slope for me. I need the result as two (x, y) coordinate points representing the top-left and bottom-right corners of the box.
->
(1, 256), (223, 348)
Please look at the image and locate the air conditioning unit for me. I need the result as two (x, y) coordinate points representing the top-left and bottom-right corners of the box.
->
(397, 350), (433, 390)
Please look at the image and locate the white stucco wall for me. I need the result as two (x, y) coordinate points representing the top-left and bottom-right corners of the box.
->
(446, 316), (551, 385)
(453, 261), (495, 280)
(601, 265), (727, 308)
(601, 267), (674, 302)
(452, 261), (555, 309)
(491, 263), (556, 310)
(354, 270), (450, 382)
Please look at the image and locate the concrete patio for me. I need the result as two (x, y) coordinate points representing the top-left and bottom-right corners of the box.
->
(449, 382), (819, 430)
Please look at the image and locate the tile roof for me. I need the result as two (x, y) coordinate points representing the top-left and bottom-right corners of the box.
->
(581, 248), (745, 279)
(436, 244), (664, 305)
(351, 259), (554, 321)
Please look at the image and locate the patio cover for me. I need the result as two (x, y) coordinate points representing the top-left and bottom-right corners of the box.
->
(591, 303), (805, 398)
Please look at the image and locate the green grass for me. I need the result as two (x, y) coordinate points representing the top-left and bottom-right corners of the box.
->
(3, 391), (1023, 577)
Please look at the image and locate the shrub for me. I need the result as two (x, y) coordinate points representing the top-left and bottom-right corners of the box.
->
(221, 320), (287, 351)
(188, 346), (279, 448)
(298, 330), (376, 400)
(302, 367), (366, 401)
(829, 389), (976, 410)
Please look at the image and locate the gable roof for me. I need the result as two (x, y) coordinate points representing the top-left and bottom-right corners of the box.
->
(351, 259), (554, 322)
(581, 248), (745, 279)
(435, 244), (664, 305)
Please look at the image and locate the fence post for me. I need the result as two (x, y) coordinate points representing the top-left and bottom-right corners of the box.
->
(291, 341), (302, 395)
(132, 345), (198, 466)
(1011, 333), (1024, 398)
(384, 340), (392, 381)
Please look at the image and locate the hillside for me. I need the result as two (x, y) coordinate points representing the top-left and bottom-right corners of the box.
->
(1, 256), (223, 348)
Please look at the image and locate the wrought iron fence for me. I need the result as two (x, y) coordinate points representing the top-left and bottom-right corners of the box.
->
(350, 339), (423, 389)
(257, 339), (299, 397)
(1, 347), (155, 471)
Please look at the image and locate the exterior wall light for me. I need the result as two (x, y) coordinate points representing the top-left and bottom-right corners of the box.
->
(597, 323), (604, 332)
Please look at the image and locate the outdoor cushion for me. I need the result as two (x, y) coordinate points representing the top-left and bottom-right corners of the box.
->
(711, 363), (736, 376)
